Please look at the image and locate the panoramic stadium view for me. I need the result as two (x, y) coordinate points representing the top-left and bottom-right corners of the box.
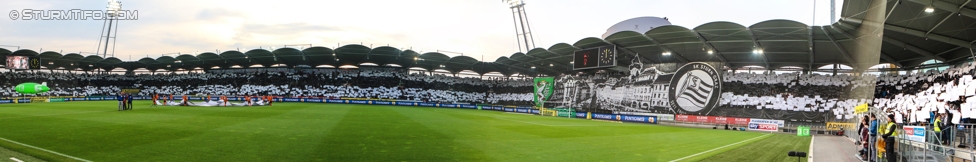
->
(2, 0), (976, 161)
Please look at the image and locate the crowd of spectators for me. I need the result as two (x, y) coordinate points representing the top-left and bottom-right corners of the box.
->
(19, 62), (976, 118)
(0, 67), (533, 104)
(872, 62), (976, 125)
(720, 73), (879, 119)
(719, 61), (976, 122)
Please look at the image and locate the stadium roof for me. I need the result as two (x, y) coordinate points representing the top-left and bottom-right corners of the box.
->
(0, 0), (973, 76)
(842, 0), (976, 68)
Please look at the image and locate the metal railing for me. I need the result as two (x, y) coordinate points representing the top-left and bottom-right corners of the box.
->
(843, 124), (976, 162)
(955, 124), (976, 152)
(897, 132), (960, 162)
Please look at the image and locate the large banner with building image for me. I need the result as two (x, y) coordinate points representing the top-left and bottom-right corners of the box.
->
(542, 59), (840, 121)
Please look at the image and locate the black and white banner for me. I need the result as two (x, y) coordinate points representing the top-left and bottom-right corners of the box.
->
(543, 60), (833, 121)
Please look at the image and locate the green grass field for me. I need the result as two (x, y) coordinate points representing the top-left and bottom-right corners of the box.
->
(0, 101), (809, 161)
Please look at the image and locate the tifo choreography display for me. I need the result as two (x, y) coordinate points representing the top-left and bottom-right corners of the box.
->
(0, 64), (893, 121)
(0, 67), (534, 106)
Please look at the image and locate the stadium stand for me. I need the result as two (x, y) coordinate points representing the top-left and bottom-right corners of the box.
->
(718, 72), (876, 121)
(0, 68), (534, 105)
(873, 62), (975, 124)
(0, 68), (872, 123)
(6, 62), (976, 124)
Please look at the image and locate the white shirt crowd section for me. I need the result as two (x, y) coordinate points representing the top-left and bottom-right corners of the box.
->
(140, 84), (493, 103)
(873, 63), (976, 124)
(0, 85), (122, 97)
(486, 93), (533, 104)
(723, 73), (876, 87)
(0, 68), (534, 104)
(721, 92), (868, 119)
(721, 73), (879, 119)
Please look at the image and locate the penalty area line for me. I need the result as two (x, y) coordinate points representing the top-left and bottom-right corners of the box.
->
(0, 137), (91, 162)
(669, 134), (772, 162)
(10, 157), (24, 162)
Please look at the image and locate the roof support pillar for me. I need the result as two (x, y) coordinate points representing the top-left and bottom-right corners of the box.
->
(808, 26), (816, 70)
(829, 23), (903, 67)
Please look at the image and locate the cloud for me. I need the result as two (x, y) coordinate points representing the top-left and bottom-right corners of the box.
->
(195, 8), (243, 21)
(237, 23), (342, 37)
(0, 0), (842, 63)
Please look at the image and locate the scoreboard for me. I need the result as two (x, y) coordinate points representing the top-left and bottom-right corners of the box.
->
(5, 56), (41, 70)
(573, 45), (616, 70)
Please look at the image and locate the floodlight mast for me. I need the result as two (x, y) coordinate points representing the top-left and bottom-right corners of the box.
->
(504, 0), (537, 53)
(99, 0), (122, 58)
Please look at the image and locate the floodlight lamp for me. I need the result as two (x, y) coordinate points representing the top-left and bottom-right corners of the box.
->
(505, 0), (524, 7)
(531, 66), (536, 69)
(549, 64), (553, 66)
(662, 51), (671, 55)
(925, 7), (934, 13)
(707, 50), (714, 54)
(106, 0), (121, 12)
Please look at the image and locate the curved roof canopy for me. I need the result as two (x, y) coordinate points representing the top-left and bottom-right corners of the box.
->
(1, 0), (972, 75)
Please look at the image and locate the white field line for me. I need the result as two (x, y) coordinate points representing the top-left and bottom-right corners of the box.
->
(808, 135), (815, 161)
(669, 134), (772, 162)
(452, 110), (600, 126)
(483, 114), (564, 126)
(0, 137), (91, 162)
(9, 157), (23, 162)
(503, 112), (536, 116)
(0, 110), (114, 120)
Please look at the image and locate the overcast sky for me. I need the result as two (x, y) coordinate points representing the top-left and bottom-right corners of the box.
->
(0, 0), (843, 62)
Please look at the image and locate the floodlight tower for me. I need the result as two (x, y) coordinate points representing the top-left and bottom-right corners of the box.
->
(505, 0), (537, 53)
(830, 0), (836, 24)
(96, 0), (122, 58)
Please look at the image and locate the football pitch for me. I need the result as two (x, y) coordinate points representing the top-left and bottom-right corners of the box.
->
(0, 101), (809, 161)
